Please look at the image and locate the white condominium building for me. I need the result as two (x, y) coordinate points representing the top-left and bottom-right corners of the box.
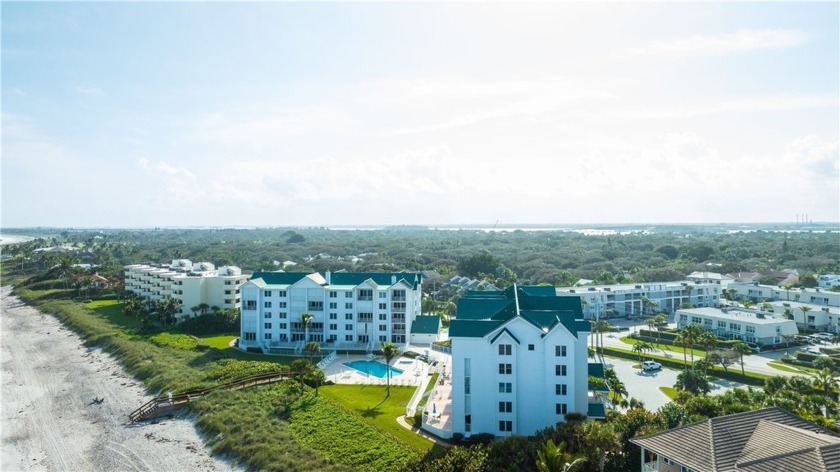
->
(729, 282), (840, 307)
(124, 260), (249, 319)
(556, 279), (722, 320)
(676, 307), (798, 346)
(238, 271), (423, 352)
(449, 286), (605, 438)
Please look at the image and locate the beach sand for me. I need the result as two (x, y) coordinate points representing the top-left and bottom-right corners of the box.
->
(0, 286), (240, 471)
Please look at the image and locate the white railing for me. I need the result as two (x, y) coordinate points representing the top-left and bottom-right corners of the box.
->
(317, 351), (337, 370)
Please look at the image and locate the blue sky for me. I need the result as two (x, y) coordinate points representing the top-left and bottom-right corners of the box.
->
(3, 2), (838, 227)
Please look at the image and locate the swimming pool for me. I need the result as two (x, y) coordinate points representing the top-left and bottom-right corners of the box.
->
(343, 360), (404, 379)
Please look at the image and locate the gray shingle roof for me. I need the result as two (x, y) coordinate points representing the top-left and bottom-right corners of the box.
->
(631, 407), (840, 472)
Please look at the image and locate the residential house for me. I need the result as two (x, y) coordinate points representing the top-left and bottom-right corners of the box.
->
(632, 407), (840, 472)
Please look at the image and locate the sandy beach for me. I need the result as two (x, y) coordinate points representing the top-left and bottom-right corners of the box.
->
(0, 286), (240, 471)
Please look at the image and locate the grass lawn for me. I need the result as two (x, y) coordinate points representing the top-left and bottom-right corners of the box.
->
(768, 361), (813, 374)
(320, 384), (436, 453)
(659, 386), (679, 399)
(86, 299), (145, 331)
(620, 336), (705, 359)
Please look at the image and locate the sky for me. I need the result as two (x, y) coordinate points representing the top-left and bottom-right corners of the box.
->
(2, 2), (838, 228)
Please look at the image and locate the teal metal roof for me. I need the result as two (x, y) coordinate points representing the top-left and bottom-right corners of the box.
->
(587, 403), (607, 418)
(251, 272), (311, 286)
(489, 327), (520, 345)
(410, 315), (441, 334)
(449, 319), (504, 338)
(328, 272), (422, 289)
(451, 285), (587, 338)
(588, 363), (606, 377)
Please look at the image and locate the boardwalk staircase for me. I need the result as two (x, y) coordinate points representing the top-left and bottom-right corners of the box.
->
(129, 370), (297, 423)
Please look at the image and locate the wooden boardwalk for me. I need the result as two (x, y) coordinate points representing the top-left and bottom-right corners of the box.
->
(129, 371), (298, 422)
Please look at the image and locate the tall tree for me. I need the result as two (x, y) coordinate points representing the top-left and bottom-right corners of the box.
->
(301, 311), (313, 342)
(536, 439), (585, 472)
(731, 341), (753, 375)
(381, 342), (400, 396)
(581, 421), (622, 472)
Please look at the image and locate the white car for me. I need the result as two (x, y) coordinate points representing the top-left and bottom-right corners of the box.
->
(642, 360), (662, 371)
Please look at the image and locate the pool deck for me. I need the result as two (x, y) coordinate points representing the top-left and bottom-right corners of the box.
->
(322, 354), (430, 386)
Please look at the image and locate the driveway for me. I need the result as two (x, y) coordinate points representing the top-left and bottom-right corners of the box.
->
(604, 357), (749, 412)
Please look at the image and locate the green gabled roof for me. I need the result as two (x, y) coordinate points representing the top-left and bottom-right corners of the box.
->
(411, 315), (441, 334)
(455, 298), (515, 320)
(328, 272), (422, 289)
(449, 319), (505, 338)
(519, 310), (560, 333)
(519, 295), (582, 315)
(463, 290), (507, 299)
(489, 327), (520, 345)
(251, 272), (312, 286)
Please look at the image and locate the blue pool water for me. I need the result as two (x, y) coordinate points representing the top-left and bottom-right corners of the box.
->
(343, 360), (404, 378)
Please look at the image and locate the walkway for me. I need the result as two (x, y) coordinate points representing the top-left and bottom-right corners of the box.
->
(396, 415), (452, 448)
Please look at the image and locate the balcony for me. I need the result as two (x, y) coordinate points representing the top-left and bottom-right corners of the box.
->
(642, 462), (657, 472)
(392, 296), (406, 302)
(358, 316), (373, 323)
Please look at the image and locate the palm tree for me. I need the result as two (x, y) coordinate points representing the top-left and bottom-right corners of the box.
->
(800, 306), (813, 329)
(632, 342), (653, 364)
(536, 439), (585, 472)
(197, 303), (210, 315)
(300, 312), (313, 342)
(698, 331), (718, 354)
(783, 283), (794, 301)
(812, 368), (839, 399)
(783, 307), (794, 320)
(742, 298), (755, 309)
(682, 325), (705, 364)
(381, 342), (400, 396)
(190, 305), (200, 317)
(645, 317), (656, 340)
(674, 331), (689, 368)
(304, 342), (322, 395)
(581, 421), (622, 472)
(654, 313), (666, 345)
(731, 341), (753, 375)
(683, 285), (694, 306)
(593, 320), (610, 355)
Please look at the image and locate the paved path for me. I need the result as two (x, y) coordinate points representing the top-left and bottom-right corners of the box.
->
(396, 415), (452, 448)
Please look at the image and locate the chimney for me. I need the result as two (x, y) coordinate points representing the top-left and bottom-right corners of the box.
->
(325, 271), (331, 285)
(392, 275), (397, 285)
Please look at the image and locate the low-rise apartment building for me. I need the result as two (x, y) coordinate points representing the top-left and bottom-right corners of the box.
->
(729, 282), (840, 307)
(449, 285), (605, 438)
(770, 301), (840, 333)
(556, 279), (722, 320)
(676, 307), (798, 345)
(238, 271), (424, 352)
(124, 260), (249, 319)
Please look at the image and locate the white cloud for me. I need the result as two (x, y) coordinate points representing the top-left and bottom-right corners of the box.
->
(629, 29), (809, 56)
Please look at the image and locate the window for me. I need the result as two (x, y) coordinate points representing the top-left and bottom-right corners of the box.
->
(264, 301), (272, 308)
(278, 302), (287, 308)
(345, 335), (354, 341)
(379, 292), (387, 299)
(278, 323), (287, 329)
(309, 301), (323, 311)
(746, 326), (755, 333)
(498, 401), (512, 413)
(555, 345), (567, 357)
(225, 290), (231, 295)
(555, 365), (567, 376)
(555, 403), (567, 415)
(278, 312), (287, 319)
(358, 289), (373, 301)
(345, 324), (353, 330)
(556, 384), (567, 395)
(680, 314), (688, 322)
(266, 290), (275, 297)
(264, 312), (272, 319)
(278, 291), (286, 297)
(718, 321), (726, 328)
(528, 344), (535, 351)
(499, 382), (512, 393)
(329, 302), (338, 309)
(345, 313), (353, 320)
(264, 322), (272, 329)
(498, 344), (512, 355)
(379, 335), (387, 342)
(499, 420), (512, 432)
(264, 333), (272, 340)
(692, 316), (702, 324)
(329, 291), (337, 298)
(729, 323), (741, 331)
(379, 313), (387, 320)
(345, 302), (353, 309)
(499, 363), (512, 375)
(329, 313), (337, 320)
(465, 377), (471, 394)
(329, 323), (337, 330)
(244, 332), (256, 341)
(379, 303), (387, 310)
(244, 300), (257, 310)
(345, 291), (353, 298)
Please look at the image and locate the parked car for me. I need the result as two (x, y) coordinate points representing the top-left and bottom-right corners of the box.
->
(816, 333), (836, 342)
(642, 360), (662, 371)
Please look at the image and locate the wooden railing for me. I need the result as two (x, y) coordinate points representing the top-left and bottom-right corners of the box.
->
(129, 370), (298, 422)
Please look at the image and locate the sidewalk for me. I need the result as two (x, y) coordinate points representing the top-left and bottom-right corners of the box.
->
(396, 415), (452, 448)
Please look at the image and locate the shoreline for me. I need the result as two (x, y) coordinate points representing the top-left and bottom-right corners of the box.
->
(0, 285), (240, 471)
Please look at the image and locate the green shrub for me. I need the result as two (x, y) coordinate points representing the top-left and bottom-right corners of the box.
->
(206, 359), (288, 383)
(148, 332), (204, 351)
